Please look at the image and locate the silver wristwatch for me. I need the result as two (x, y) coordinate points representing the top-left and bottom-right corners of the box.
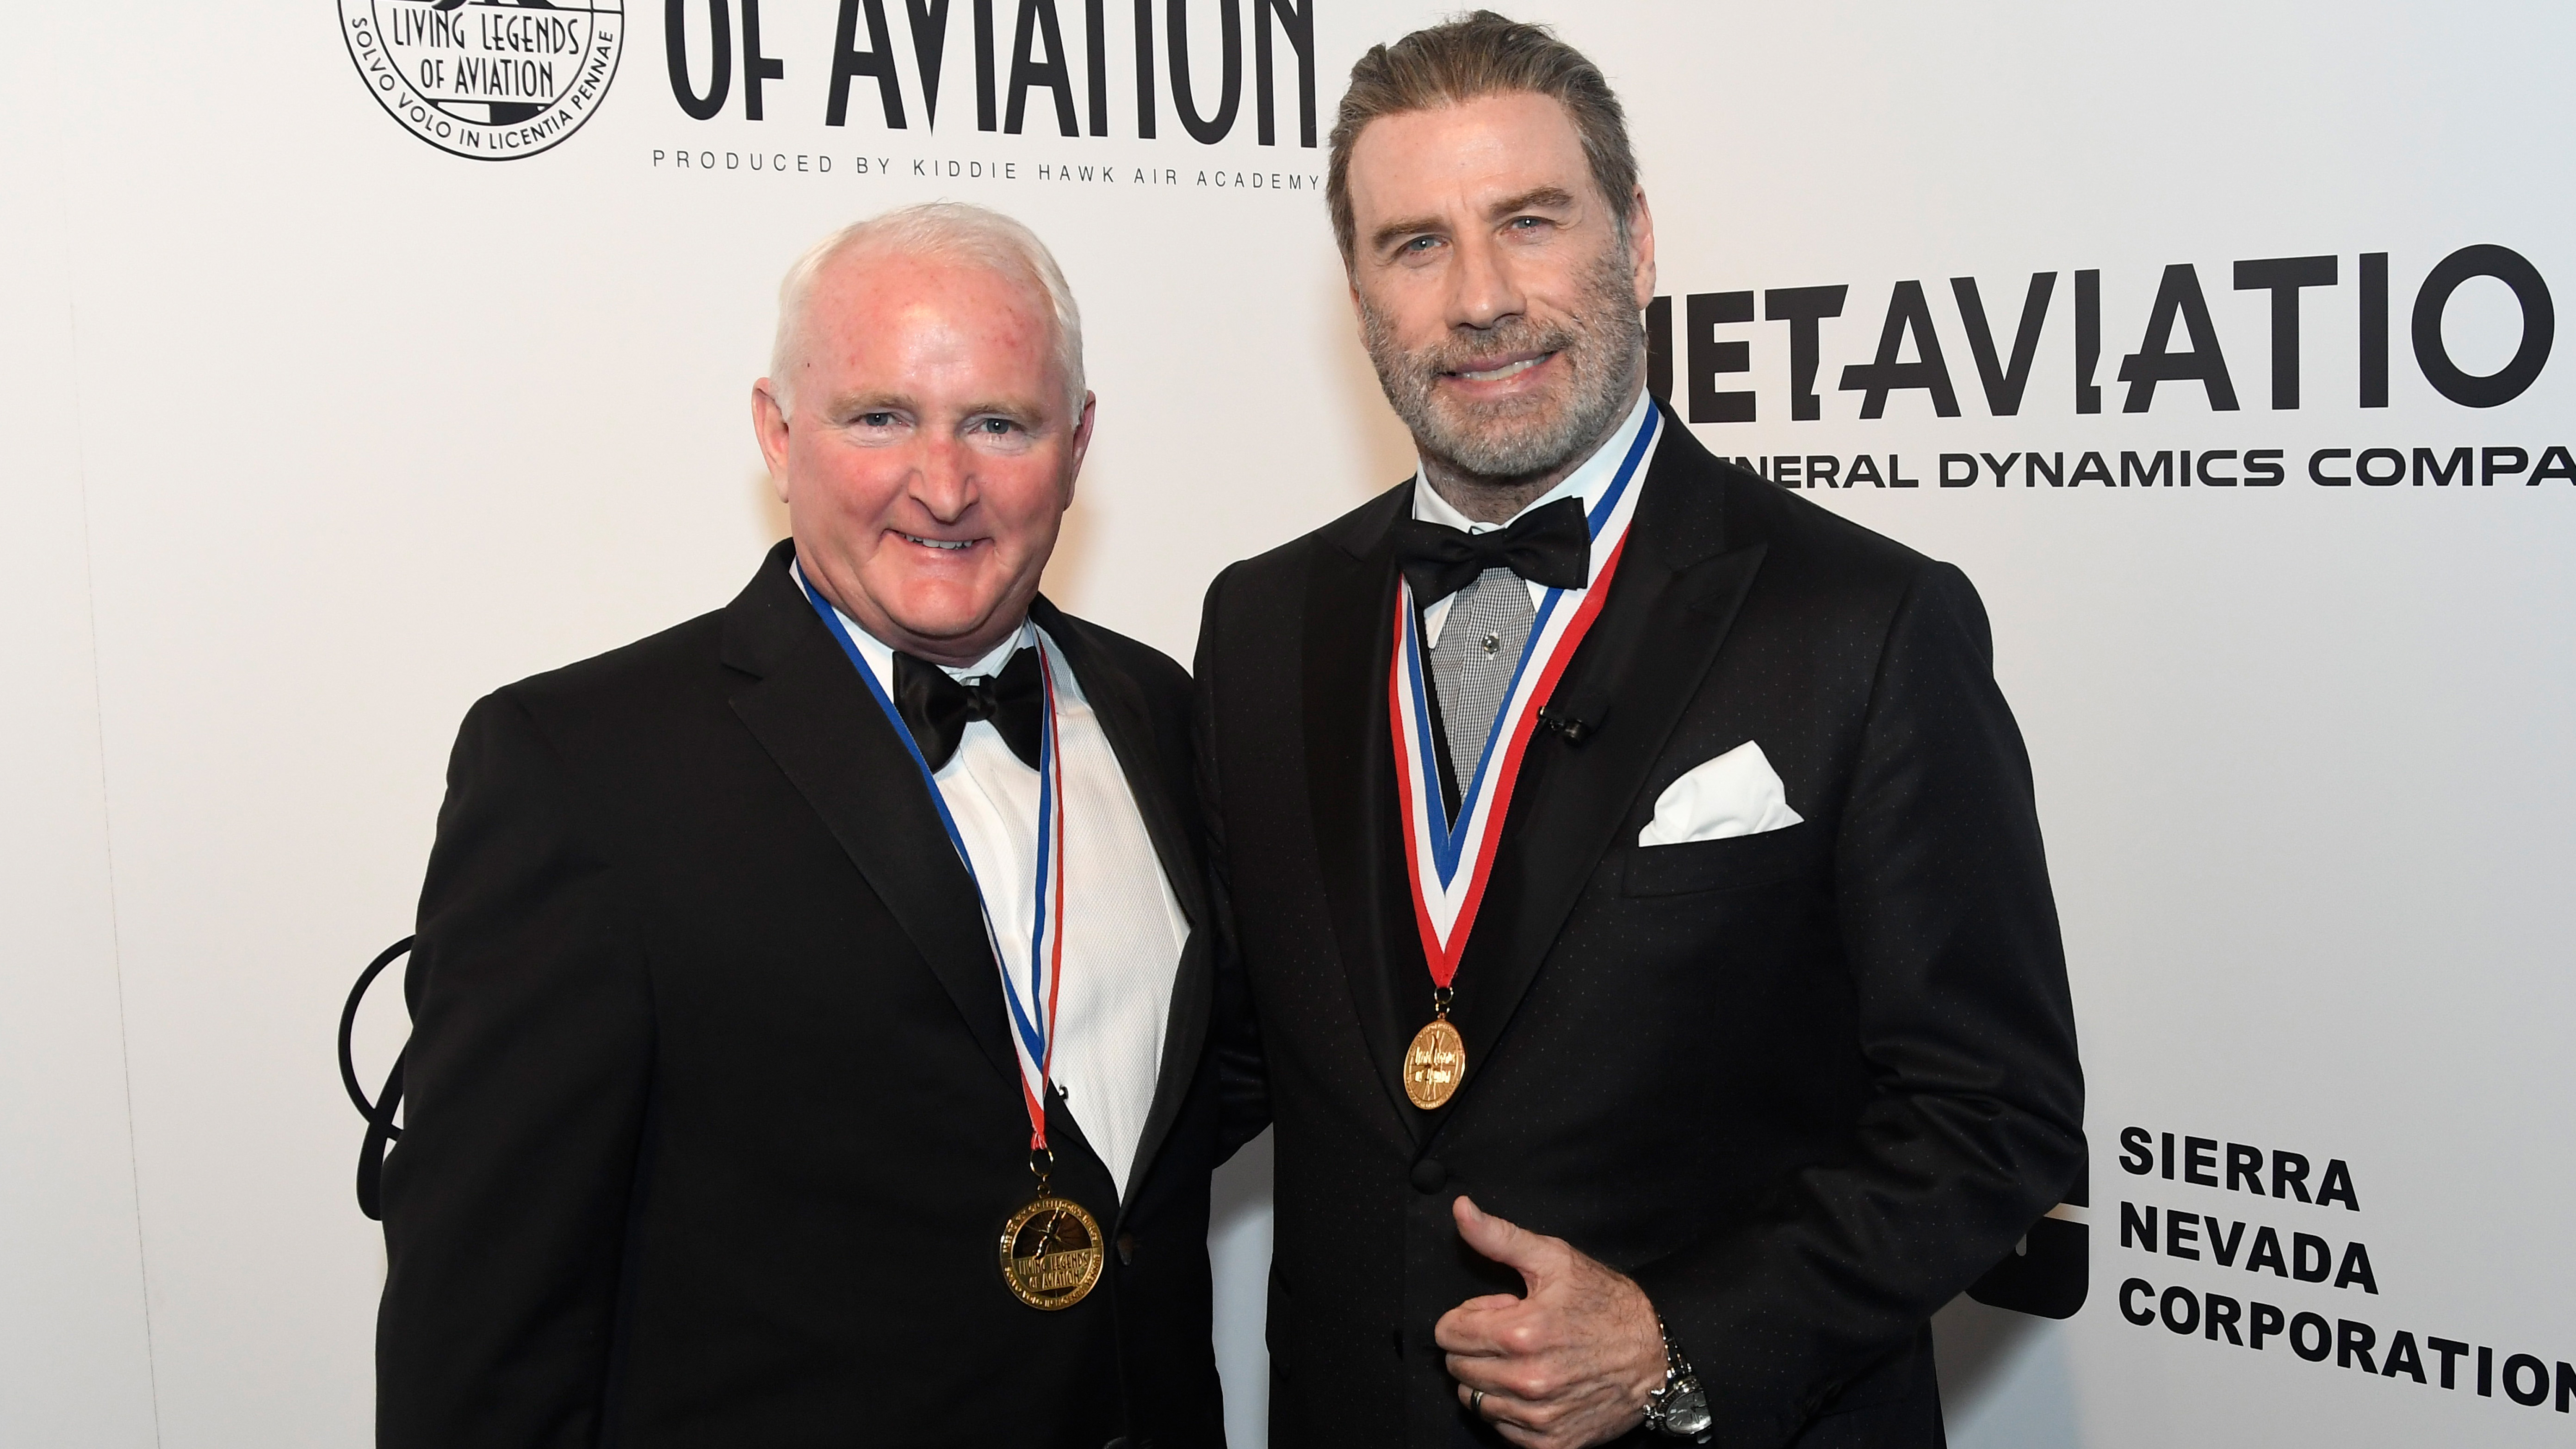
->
(1641, 1315), (1713, 1442)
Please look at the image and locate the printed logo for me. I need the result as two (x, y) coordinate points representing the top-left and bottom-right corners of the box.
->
(340, 0), (625, 160)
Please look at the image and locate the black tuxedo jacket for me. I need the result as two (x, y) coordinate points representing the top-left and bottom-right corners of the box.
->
(378, 541), (1226, 1449)
(1194, 404), (2084, 1449)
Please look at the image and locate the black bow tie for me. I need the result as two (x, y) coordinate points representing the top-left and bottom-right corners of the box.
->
(893, 645), (1044, 770)
(1392, 495), (1592, 606)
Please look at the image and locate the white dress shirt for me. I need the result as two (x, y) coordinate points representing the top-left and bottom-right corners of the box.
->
(800, 571), (1187, 1200)
(1410, 387), (1660, 647)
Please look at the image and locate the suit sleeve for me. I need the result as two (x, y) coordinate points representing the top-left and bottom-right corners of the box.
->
(377, 690), (654, 1449)
(1630, 562), (2084, 1447)
(1193, 565), (1272, 1162)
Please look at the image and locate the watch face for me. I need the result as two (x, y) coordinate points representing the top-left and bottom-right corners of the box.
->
(1664, 1381), (1713, 1436)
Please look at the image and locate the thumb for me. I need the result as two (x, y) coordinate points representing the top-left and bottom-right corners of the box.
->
(1453, 1195), (1554, 1289)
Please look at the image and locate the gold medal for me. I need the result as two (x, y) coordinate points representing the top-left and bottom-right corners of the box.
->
(999, 1193), (1105, 1309)
(1384, 420), (1657, 1122)
(1403, 1014), (1466, 1109)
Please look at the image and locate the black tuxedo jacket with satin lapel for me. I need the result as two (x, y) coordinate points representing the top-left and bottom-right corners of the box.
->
(378, 541), (1226, 1449)
(1194, 402), (2084, 1449)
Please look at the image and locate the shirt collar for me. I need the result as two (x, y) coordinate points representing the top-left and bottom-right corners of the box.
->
(1409, 387), (1655, 534)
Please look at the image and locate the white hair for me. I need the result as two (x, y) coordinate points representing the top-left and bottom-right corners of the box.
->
(767, 201), (1086, 417)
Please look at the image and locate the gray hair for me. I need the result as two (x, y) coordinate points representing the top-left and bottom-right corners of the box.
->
(1328, 12), (1639, 268)
(768, 201), (1086, 417)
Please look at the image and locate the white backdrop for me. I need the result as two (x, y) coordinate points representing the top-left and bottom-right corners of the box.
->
(6, 3), (2573, 1445)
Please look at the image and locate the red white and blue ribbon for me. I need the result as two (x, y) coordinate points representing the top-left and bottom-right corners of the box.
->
(1388, 406), (1660, 987)
(802, 578), (1070, 1152)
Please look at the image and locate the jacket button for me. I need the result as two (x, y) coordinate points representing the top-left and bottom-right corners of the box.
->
(1116, 1232), (1138, 1265)
(1410, 1157), (1448, 1193)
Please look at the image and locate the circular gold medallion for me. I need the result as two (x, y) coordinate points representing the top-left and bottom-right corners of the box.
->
(999, 1195), (1106, 1310)
(1403, 1017), (1467, 1109)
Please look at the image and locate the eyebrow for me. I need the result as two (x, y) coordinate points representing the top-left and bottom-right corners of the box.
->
(824, 390), (916, 415)
(1488, 185), (1578, 219)
(956, 398), (1051, 426)
(1368, 213), (1446, 256)
(1367, 185), (1583, 256)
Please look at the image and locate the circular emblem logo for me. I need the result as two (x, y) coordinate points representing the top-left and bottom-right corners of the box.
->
(997, 1195), (1105, 1310)
(339, 0), (624, 161)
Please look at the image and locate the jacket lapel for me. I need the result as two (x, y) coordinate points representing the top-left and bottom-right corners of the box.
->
(1031, 598), (1213, 1213)
(1439, 407), (1769, 1123)
(1301, 487), (1428, 1140)
(720, 543), (1023, 1091)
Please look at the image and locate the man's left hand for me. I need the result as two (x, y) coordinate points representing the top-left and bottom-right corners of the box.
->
(1436, 1195), (1668, 1449)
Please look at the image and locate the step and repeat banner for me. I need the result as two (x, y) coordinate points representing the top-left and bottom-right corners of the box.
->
(5, 2), (2570, 1445)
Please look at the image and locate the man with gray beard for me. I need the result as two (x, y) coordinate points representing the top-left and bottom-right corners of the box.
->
(1195, 13), (2082, 1449)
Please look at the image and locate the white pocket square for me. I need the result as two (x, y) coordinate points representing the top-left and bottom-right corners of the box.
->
(1638, 740), (1804, 847)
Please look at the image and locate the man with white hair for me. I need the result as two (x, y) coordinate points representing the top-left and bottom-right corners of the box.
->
(377, 203), (1227, 1448)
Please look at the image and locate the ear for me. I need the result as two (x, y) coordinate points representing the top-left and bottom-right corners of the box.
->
(1625, 186), (1658, 310)
(751, 381), (793, 503)
(1063, 391), (1097, 506)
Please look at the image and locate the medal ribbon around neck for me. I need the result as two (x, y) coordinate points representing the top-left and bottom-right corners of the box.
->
(801, 578), (1070, 1153)
(1389, 405), (1660, 990)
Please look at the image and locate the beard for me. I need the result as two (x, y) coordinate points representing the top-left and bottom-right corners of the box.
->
(1361, 242), (1646, 484)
